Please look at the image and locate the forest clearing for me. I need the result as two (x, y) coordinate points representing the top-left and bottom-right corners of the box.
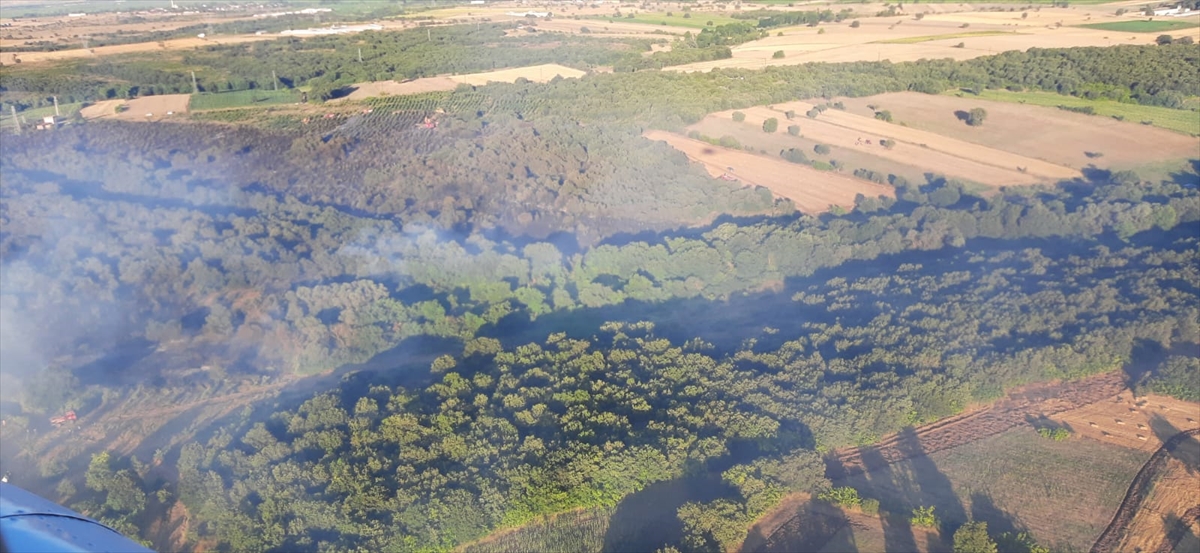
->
(642, 129), (894, 213)
(834, 92), (1200, 168)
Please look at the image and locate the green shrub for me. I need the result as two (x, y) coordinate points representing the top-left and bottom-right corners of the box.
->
(911, 505), (938, 528)
(732, 111), (746, 122)
(817, 486), (862, 508)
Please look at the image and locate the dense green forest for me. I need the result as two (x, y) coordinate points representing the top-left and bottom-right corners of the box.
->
(170, 222), (1200, 551)
(1, 28), (1198, 553)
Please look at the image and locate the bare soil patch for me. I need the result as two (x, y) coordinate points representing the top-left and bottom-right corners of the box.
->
(643, 129), (894, 213)
(80, 95), (190, 122)
(835, 92), (1200, 171)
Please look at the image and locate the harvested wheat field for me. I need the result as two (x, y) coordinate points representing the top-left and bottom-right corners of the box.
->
(665, 8), (1193, 73)
(339, 64), (586, 101)
(643, 130), (893, 213)
(340, 78), (462, 101)
(531, 18), (686, 37)
(687, 117), (930, 186)
(448, 63), (585, 86)
(771, 102), (1080, 181)
(834, 92), (1200, 170)
(79, 95), (190, 122)
(1051, 392), (1200, 452)
(1115, 435), (1200, 553)
(699, 105), (1075, 186)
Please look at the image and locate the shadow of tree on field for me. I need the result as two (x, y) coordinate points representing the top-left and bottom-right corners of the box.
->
(968, 491), (1024, 539)
(854, 446), (918, 553)
(742, 499), (857, 553)
(600, 473), (735, 553)
(894, 428), (967, 550)
(1148, 414), (1200, 475)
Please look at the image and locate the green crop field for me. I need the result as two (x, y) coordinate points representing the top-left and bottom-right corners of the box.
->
(876, 31), (1018, 44)
(960, 89), (1200, 136)
(584, 12), (742, 29)
(1080, 19), (1200, 33)
(189, 89), (302, 111)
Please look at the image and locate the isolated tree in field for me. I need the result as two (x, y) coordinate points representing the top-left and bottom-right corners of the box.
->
(732, 111), (746, 122)
(875, 110), (893, 122)
(787, 124), (800, 136)
(1156, 34), (1174, 45)
(763, 117), (779, 132)
(814, 143), (831, 155)
(953, 521), (998, 553)
(785, 109), (796, 120)
(966, 107), (987, 126)
(772, 50), (785, 59)
(806, 108), (820, 118)
(1179, 36), (1194, 45)
(850, 20), (861, 28)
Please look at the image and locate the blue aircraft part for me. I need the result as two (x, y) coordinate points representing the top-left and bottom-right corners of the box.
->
(0, 482), (155, 553)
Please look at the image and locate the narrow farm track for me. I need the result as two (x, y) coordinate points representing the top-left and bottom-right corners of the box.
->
(827, 371), (1128, 478)
(1091, 428), (1200, 553)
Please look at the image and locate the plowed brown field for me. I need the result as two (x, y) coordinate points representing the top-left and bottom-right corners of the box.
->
(642, 130), (894, 213)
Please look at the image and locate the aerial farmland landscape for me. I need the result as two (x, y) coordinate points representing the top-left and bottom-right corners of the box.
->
(0, 0), (1197, 552)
